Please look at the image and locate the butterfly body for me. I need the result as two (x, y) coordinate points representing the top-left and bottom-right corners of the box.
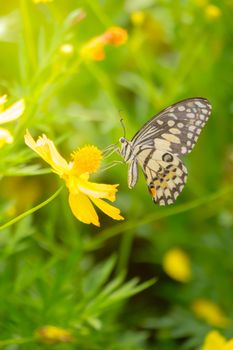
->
(120, 97), (212, 205)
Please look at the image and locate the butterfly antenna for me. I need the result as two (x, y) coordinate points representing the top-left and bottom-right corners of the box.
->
(103, 111), (127, 157)
(119, 110), (126, 138)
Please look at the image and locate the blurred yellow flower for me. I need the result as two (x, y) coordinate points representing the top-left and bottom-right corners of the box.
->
(205, 4), (222, 20)
(162, 248), (191, 282)
(192, 298), (230, 327)
(24, 130), (124, 226)
(130, 11), (146, 26)
(0, 95), (25, 148)
(202, 330), (233, 350)
(35, 325), (74, 344)
(81, 26), (128, 61)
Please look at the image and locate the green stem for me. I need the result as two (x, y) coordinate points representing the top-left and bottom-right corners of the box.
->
(116, 230), (134, 274)
(86, 185), (233, 250)
(0, 186), (63, 231)
(20, 0), (37, 71)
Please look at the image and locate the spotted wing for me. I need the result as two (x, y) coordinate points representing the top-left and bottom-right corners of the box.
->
(131, 98), (212, 156)
(137, 148), (188, 205)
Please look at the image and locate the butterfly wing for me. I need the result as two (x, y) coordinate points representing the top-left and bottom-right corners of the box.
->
(131, 97), (212, 157)
(126, 97), (212, 205)
(136, 148), (188, 205)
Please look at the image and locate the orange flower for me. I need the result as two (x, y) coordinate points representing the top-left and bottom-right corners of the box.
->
(102, 27), (128, 46)
(81, 26), (128, 61)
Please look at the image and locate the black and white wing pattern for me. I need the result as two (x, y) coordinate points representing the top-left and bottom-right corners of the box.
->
(120, 97), (212, 205)
(136, 148), (188, 205)
(131, 98), (212, 157)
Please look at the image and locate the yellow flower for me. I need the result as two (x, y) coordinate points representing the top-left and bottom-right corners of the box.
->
(130, 11), (146, 26)
(0, 95), (25, 148)
(202, 331), (233, 350)
(205, 4), (222, 20)
(35, 325), (74, 344)
(162, 248), (191, 282)
(81, 26), (128, 61)
(24, 130), (124, 226)
(192, 298), (230, 327)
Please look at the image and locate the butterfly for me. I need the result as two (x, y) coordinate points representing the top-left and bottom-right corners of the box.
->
(119, 97), (212, 205)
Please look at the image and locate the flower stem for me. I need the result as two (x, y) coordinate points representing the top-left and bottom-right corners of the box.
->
(0, 186), (63, 231)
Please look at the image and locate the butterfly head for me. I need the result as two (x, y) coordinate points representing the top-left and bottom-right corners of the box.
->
(119, 137), (133, 162)
(119, 137), (126, 143)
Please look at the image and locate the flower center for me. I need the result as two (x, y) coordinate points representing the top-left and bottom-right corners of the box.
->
(71, 145), (102, 175)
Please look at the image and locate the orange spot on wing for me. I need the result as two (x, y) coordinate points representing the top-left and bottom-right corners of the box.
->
(149, 187), (157, 197)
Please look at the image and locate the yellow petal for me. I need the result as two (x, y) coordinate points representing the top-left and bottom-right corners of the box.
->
(69, 192), (100, 226)
(0, 128), (13, 147)
(225, 340), (233, 350)
(24, 129), (69, 176)
(91, 197), (124, 221)
(0, 99), (25, 124)
(77, 177), (118, 201)
(202, 330), (226, 350)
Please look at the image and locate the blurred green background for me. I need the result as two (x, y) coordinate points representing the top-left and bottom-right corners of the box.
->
(0, 0), (232, 349)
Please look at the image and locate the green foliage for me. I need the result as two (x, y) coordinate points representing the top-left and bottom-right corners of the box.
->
(0, 0), (233, 349)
